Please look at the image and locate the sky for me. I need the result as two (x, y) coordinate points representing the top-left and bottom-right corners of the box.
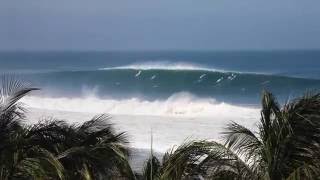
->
(1, 0), (320, 51)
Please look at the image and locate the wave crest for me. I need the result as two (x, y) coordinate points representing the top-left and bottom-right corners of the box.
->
(100, 61), (225, 72)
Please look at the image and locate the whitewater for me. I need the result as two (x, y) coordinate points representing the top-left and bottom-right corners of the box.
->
(22, 90), (260, 168)
(24, 104), (258, 171)
(22, 92), (259, 117)
(23, 93), (260, 151)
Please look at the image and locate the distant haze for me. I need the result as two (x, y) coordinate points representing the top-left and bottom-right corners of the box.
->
(1, 0), (320, 51)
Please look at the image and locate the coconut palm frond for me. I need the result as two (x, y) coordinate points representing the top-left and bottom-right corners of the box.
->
(24, 113), (133, 179)
(30, 115), (131, 179)
(0, 78), (136, 179)
(260, 90), (281, 142)
(275, 92), (320, 178)
(0, 128), (64, 180)
(159, 140), (250, 180)
(256, 91), (320, 179)
(78, 114), (129, 148)
(283, 92), (320, 139)
(223, 122), (262, 164)
(208, 91), (320, 180)
(141, 155), (161, 180)
(0, 76), (39, 118)
(159, 140), (210, 179)
(152, 140), (257, 180)
(0, 77), (62, 179)
(15, 147), (64, 180)
(196, 141), (258, 180)
(0, 77), (38, 151)
(286, 163), (320, 180)
(80, 163), (93, 180)
(26, 119), (70, 154)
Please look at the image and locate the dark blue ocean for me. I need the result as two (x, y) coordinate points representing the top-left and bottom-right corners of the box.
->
(0, 50), (320, 107)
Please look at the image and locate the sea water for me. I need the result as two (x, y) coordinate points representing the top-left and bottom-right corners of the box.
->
(0, 50), (320, 152)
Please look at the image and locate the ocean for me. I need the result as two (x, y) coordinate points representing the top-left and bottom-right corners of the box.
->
(1, 51), (320, 105)
(0, 50), (320, 153)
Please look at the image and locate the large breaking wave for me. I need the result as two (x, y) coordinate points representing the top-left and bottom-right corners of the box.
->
(100, 61), (226, 72)
(24, 64), (320, 105)
(22, 92), (260, 118)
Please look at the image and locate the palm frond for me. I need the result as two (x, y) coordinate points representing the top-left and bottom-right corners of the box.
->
(0, 76), (39, 118)
(15, 147), (64, 180)
(223, 121), (262, 164)
(260, 90), (281, 143)
(157, 140), (253, 180)
(142, 155), (161, 180)
(195, 141), (257, 180)
(286, 163), (320, 180)
(160, 141), (207, 179)
(29, 115), (132, 179)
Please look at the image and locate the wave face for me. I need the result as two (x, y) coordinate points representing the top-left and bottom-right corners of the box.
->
(2, 51), (320, 117)
(25, 66), (320, 106)
(2, 51), (320, 79)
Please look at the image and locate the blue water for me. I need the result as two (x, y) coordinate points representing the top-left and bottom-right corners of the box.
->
(0, 50), (320, 105)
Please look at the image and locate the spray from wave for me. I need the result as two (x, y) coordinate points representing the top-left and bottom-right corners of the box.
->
(98, 61), (275, 77)
(100, 61), (226, 72)
(22, 92), (259, 118)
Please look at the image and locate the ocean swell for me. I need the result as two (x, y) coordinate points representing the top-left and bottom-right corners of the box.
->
(26, 67), (320, 105)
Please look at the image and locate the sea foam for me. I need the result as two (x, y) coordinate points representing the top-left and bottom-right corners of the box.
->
(21, 92), (259, 118)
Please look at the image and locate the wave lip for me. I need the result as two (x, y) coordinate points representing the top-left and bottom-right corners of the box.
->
(98, 61), (276, 76)
(99, 61), (226, 72)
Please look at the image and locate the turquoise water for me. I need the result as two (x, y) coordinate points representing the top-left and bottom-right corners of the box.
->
(1, 50), (320, 105)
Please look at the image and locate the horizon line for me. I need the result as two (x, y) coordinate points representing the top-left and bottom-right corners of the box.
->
(1, 48), (320, 53)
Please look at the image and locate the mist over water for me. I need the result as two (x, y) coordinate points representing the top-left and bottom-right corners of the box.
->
(1, 51), (320, 117)
(22, 92), (259, 117)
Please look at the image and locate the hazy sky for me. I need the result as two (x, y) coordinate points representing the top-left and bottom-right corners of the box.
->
(1, 0), (320, 51)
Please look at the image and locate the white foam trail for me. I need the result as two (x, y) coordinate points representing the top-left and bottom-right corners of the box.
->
(216, 77), (224, 83)
(199, 74), (207, 79)
(135, 70), (142, 77)
(22, 92), (259, 118)
(261, 80), (270, 85)
(228, 74), (237, 80)
(150, 75), (157, 80)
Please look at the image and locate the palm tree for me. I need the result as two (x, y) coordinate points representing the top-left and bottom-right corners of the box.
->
(27, 115), (135, 180)
(138, 140), (218, 180)
(0, 77), (64, 179)
(0, 77), (134, 180)
(139, 91), (320, 180)
(216, 91), (320, 179)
